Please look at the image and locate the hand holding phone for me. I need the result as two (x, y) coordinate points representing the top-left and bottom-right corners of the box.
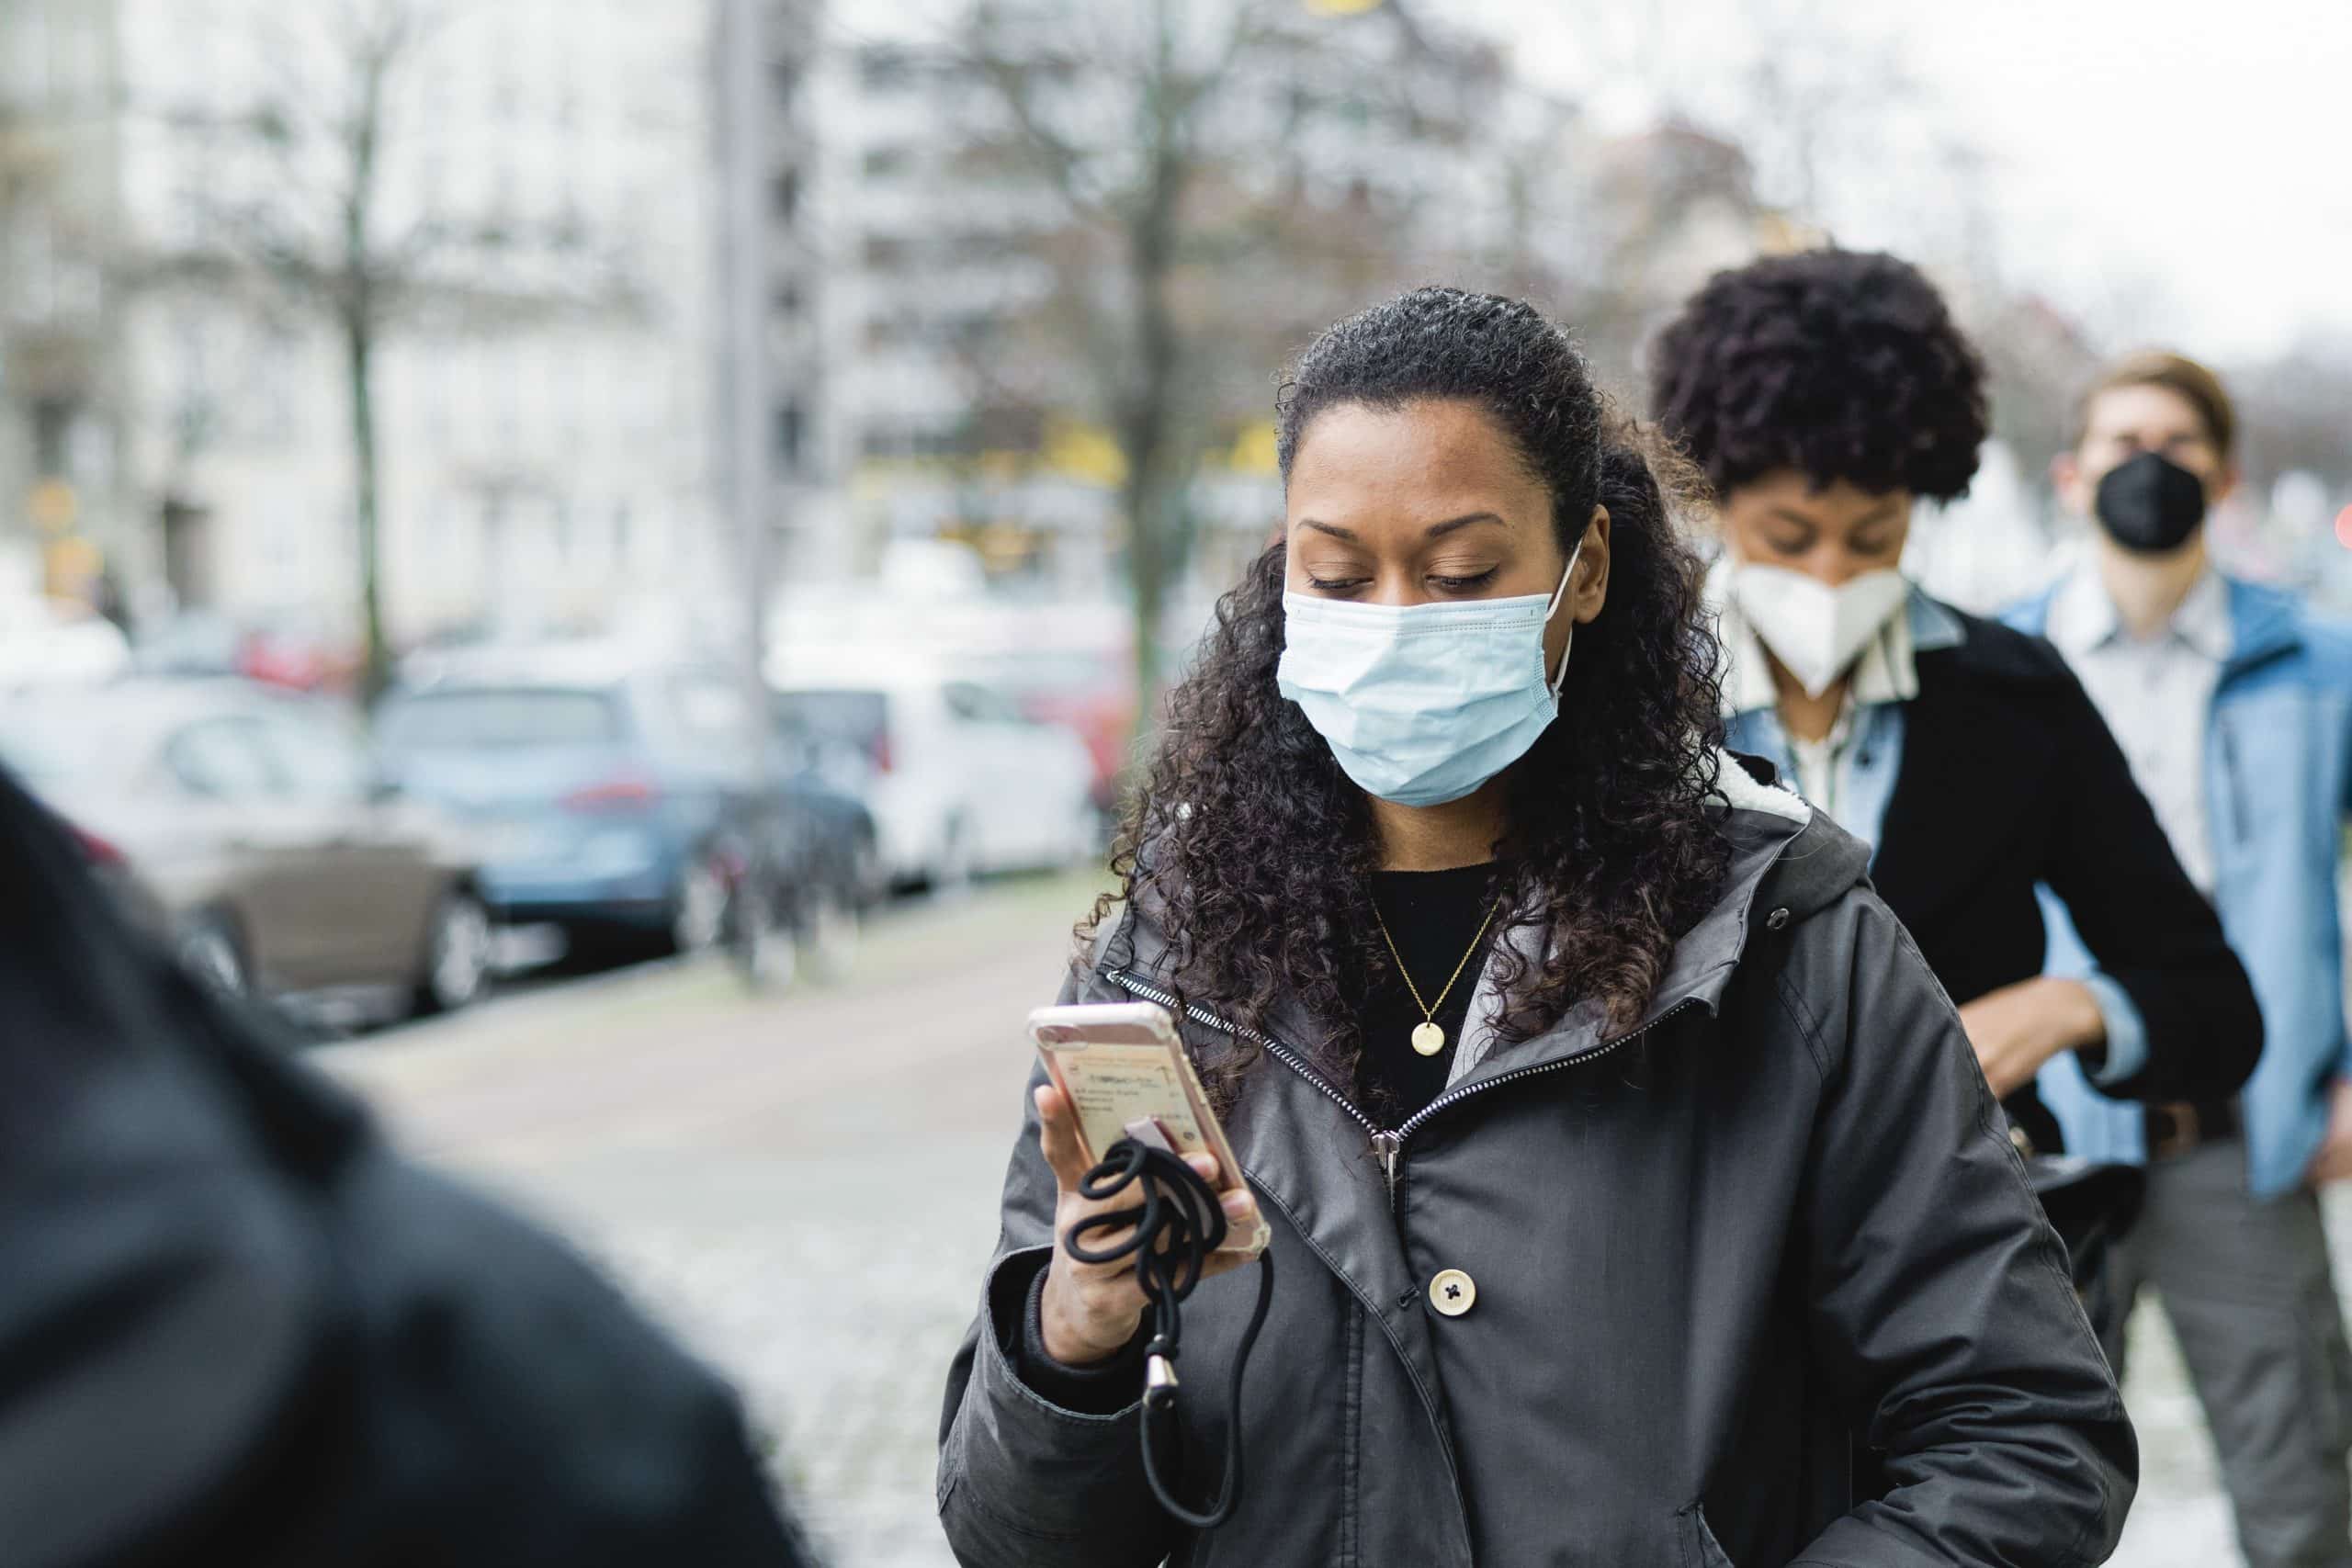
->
(1029, 1003), (1268, 1366)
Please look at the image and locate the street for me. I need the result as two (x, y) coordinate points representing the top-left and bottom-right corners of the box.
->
(321, 872), (2313, 1568)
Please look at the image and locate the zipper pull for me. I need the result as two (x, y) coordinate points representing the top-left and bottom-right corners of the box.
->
(1372, 1130), (1402, 1188)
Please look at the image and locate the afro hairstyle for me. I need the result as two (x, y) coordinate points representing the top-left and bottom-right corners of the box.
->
(1647, 248), (1989, 503)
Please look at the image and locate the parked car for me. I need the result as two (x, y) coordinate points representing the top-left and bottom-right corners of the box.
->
(0, 679), (492, 1019)
(768, 660), (1100, 891)
(134, 608), (361, 694)
(377, 644), (781, 959)
(966, 646), (1136, 813)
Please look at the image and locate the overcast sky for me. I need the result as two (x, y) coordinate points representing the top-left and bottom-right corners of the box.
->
(1461, 0), (2352, 360)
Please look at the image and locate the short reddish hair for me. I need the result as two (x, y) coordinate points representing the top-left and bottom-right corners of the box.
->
(2074, 349), (2237, 458)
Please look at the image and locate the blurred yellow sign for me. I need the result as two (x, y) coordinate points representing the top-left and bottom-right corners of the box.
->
(28, 478), (77, 534)
(1228, 422), (1279, 476)
(1044, 420), (1128, 487)
(939, 519), (1046, 572)
(43, 534), (102, 599)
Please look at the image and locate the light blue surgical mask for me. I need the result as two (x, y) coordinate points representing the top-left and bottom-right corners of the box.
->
(1276, 543), (1583, 807)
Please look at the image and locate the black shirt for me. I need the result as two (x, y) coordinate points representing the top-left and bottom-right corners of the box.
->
(1357, 863), (1507, 1125)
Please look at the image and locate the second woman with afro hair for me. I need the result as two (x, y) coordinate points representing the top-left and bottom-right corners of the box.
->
(1649, 248), (2258, 1184)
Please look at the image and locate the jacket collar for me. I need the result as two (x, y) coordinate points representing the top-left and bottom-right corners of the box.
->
(1102, 750), (1847, 1100)
(2223, 575), (2304, 672)
(1447, 754), (1818, 1086)
(2018, 566), (2303, 677)
(2046, 561), (2234, 663)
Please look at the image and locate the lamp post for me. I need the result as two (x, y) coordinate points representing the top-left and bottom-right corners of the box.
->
(718, 0), (774, 758)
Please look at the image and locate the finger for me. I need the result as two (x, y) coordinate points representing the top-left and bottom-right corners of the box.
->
(1035, 1085), (1091, 1192)
(1059, 1210), (1142, 1269)
(1184, 1152), (1222, 1184)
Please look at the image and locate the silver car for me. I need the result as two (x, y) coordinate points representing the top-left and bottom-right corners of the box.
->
(0, 679), (493, 1020)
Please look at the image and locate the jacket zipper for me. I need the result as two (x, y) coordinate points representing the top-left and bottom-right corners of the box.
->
(2214, 715), (2249, 846)
(1102, 964), (1700, 1195)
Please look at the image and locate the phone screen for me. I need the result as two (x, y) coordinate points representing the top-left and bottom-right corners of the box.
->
(1044, 1041), (1216, 1176)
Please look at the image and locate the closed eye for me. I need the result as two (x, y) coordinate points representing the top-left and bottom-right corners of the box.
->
(1429, 570), (1499, 592)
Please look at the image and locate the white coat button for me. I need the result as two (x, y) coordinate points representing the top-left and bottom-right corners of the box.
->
(1429, 1269), (1476, 1317)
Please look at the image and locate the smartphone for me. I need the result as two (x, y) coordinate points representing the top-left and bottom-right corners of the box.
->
(1029, 1000), (1271, 1256)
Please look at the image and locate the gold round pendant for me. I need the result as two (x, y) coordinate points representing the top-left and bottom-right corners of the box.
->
(1411, 1021), (1447, 1056)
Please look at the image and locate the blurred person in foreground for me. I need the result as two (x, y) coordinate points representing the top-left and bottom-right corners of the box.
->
(2009, 350), (2352, 1568)
(1650, 251), (2257, 1176)
(939, 287), (2133, 1567)
(0, 765), (816, 1566)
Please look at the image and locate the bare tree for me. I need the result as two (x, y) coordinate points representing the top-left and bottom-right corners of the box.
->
(930, 0), (1510, 710)
(143, 0), (637, 698)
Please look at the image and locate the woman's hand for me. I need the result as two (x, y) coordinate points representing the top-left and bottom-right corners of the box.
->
(1034, 1083), (1262, 1366)
(1959, 976), (2104, 1099)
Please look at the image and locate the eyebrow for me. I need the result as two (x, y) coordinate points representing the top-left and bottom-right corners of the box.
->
(1296, 512), (1508, 543)
(1766, 504), (1901, 529)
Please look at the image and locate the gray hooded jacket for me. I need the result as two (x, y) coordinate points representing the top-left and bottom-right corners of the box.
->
(938, 761), (2135, 1566)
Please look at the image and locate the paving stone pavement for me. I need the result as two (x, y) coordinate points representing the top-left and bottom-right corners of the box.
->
(330, 875), (2352, 1567)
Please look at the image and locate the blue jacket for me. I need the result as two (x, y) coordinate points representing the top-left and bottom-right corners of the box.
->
(2008, 575), (2352, 1199)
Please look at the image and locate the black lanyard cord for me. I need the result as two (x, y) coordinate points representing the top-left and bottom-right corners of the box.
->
(1066, 1138), (1276, 1531)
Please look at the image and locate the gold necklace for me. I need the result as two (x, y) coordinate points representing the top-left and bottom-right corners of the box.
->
(1373, 898), (1499, 1057)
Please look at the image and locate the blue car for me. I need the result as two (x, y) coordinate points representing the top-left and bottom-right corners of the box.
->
(376, 647), (771, 958)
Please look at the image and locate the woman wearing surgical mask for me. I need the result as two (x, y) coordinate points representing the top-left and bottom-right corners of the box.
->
(941, 287), (2134, 1568)
(1649, 249), (2258, 1170)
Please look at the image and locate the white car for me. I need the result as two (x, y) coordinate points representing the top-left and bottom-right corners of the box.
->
(769, 664), (1100, 890)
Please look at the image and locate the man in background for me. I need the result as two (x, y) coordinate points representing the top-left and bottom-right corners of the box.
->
(2014, 350), (2352, 1568)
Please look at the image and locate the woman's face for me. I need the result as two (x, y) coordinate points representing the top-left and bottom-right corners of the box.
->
(1718, 470), (1912, 586)
(1283, 399), (1610, 679)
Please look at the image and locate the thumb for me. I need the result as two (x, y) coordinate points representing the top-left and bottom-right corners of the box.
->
(1035, 1084), (1093, 1192)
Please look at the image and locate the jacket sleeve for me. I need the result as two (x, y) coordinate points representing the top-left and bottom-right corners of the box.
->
(1792, 895), (2137, 1568)
(2039, 660), (2262, 1104)
(935, 966), (1175, 1568)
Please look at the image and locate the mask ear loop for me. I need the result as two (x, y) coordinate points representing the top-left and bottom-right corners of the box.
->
(1544, 536), (1587, 699)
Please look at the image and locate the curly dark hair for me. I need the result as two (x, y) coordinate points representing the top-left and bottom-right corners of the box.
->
(1647, 248), (1989, 502)
(1088, 287), (1732, 1109)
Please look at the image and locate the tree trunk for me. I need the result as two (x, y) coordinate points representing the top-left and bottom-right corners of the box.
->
(345, 313), (390, 703)
(1125, 464), (1170, 723)
(1119, 6), (1187, 747)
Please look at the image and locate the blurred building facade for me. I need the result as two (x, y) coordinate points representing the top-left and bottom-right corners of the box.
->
(102, 0), (749, 653)
(797, 6), (1548, 609)
(4, 0), (2332, 673)
(0, 0), (130, 620)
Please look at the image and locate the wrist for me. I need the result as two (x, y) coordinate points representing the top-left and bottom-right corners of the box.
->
(2049, 977), (2107, 1054)
(1039, 1267), (1139, 1366)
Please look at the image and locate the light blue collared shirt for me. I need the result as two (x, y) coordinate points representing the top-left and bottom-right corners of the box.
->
(1710, 567), (2150, 1087)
